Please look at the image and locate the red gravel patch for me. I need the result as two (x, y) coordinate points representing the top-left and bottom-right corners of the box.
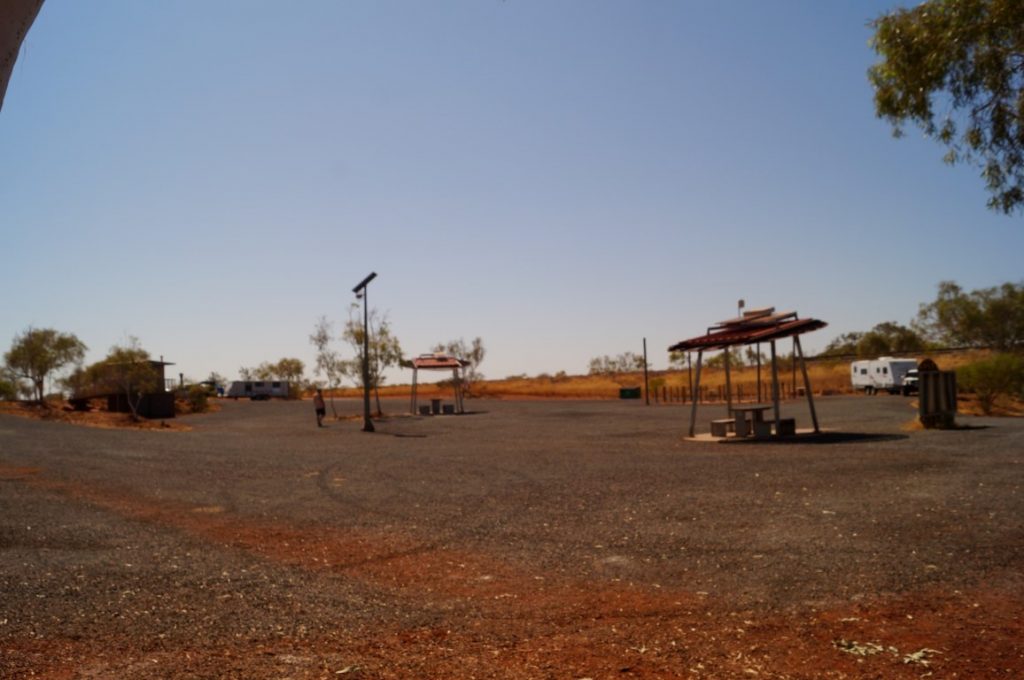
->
(3, 466), (1022, 678)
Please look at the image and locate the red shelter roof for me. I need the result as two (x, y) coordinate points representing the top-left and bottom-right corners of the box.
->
(668, 309), (827, 352)
(410, 354), (470, 370)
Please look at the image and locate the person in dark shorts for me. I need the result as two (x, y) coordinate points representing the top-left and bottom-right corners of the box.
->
(314, 389), (326, 427)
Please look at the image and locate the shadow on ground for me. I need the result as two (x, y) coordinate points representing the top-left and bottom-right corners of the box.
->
(718, 431), (910, 445)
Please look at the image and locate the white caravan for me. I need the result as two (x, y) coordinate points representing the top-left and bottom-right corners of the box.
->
(850, 358), (918, 395)
(226, 380), (290, 400)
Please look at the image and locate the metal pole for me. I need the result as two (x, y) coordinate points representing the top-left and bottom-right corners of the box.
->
(756, 343), (762, 402)
(410, 367), (417, 415)
(792, 338), (797, 396)
(687, 352), (693, 401)
(362, 285), (374, 432)
(794, 336), (820, 433)
(770, 340), (781, 433)
(688, 350), (703, 438)
(724, 348), (733, 415)
(643, 337), (650, 406)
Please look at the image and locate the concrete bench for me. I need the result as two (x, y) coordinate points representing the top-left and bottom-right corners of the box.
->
(752, 418), (797, 438)
(710, 418), (735, 437)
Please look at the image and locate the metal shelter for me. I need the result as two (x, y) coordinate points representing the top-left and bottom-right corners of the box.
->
(408, 354), (470, 415)
(668, 308), (827, 438)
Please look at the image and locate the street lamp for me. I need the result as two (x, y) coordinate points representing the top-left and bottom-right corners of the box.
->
(352, 271), (377, 432)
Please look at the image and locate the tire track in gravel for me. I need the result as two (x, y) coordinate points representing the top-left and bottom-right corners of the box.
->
(3, 463), (1024, 679)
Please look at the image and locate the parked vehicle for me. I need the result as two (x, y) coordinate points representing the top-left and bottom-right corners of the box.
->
(226, 380), (290, 400)
(900, 368), (919, 396)
(851, 358), (918, 395)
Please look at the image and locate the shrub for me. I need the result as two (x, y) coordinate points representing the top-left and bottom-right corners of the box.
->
(956, 353), (1024, 415)
(186, 384), (210, 413)
(0, 377), (18, 401)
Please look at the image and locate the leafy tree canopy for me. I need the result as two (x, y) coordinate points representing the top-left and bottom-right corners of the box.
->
(342, 305), (404, 392)
(3, 327), (86, 402)
(859, 321), (928, 357)
(916, 280), (1024, 350)
(433, 337), (486, 385)
(589, 352), (645, 375)
(869, 0), (1024, 213)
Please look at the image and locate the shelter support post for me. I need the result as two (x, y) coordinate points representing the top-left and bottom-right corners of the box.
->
(688, 350), (703, 438)
(756, 343), (762, 402)
(643, 337), (650, 406)
(724, 349), (733, 414)
(770, 340), (781, 432)
(687, 352), (693, 400)
(794, 336), (820, 433)
(453, 368), (464, 414)
(410, 368), (418, 414)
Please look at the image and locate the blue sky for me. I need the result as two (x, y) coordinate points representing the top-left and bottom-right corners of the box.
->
(2, 1), (1021, 385)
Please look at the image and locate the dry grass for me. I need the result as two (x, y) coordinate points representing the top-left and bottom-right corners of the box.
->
(320, 352), (989, 402)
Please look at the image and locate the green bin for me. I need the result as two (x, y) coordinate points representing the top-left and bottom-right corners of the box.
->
(619, 387), (642, 399)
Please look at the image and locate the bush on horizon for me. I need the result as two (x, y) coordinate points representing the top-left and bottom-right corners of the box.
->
(957, 353), (1024, 415)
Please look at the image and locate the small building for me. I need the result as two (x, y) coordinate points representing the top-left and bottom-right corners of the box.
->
(70, 359), (176, 419)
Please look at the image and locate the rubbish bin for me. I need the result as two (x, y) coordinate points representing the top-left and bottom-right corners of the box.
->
(619, 387), (642, 399)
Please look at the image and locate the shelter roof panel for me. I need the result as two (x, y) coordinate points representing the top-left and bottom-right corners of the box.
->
(669, 317), (827, 352)
(411, 354), (469, 370)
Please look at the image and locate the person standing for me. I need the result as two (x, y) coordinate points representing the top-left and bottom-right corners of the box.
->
(313, 389), (327, 427)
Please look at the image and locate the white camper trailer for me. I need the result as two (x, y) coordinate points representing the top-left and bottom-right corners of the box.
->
(226, 380), (290, 400)
(850, 358), (918, 395)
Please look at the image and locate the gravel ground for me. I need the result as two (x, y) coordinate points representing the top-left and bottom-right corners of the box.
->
(1, 395), (1022, 678)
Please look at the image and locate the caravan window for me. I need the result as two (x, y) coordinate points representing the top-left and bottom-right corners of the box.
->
(272, 382), (281, 388)
(860, 369), (867, 375)
(883, 367), (888, 374)
(254, 382), (264, 388)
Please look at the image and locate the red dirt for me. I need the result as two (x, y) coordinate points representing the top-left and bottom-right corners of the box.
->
(5, 466), (1022, 678)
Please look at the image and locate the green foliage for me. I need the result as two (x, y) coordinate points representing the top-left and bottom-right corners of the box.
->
(3, 327), (87, 402)
(206, 372), (228, 390)
(344, 306), (404, 413)
(239, 358), (306, 398)
(957, 353), (1024, 415)
(869, 0), (1024, 213)
(588, 352), (645, 375)
(822, 332), (864, 357)
(859, 322), (927, 357)
(0, 376), (18, 400)
(62, 337), (161, 419)
(824, 323), (927, 358)
(704, 349), (749, 369)
(309, 316), (345, 414)
(433, 337), (486, 387)
(916, 280), (1024, 351)
(186, 384), (210, 413)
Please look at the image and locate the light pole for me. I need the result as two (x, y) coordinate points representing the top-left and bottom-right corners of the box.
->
(352, 272), (377, 432)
